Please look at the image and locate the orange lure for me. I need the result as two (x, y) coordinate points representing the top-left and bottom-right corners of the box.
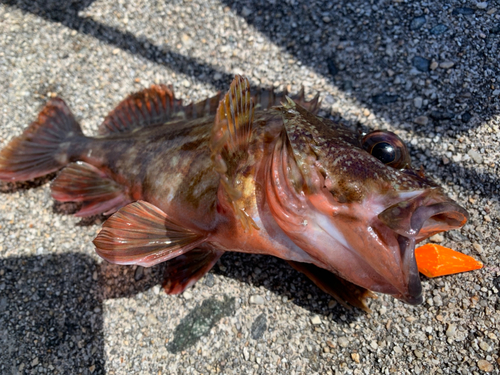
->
(415, 243), (483, 278)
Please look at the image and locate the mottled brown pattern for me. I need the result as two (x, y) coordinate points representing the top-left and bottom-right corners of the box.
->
(280, 100), (440, 203)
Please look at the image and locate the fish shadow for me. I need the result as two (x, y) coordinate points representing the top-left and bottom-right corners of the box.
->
(0, 253), (162, 375)
(212, 252), (364, 323)
(0, 251), (359, 374)
(0, 174), (56, 194)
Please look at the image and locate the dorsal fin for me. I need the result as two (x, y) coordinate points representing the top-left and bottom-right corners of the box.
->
(252, 86), (321, 114)
(98, 85), (185, 135)
(211, 75), (254, 157)
(210, 75), (258, 231)
(183, 92), (223, 119)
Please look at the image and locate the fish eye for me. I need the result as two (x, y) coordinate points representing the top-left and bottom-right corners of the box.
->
(362, 130), (411, 169)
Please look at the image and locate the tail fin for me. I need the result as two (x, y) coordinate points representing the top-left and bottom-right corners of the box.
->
(0, 98), (83, 181)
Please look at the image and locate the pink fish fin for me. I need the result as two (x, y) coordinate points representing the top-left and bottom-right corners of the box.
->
(93, 200), (207, 267)
(183, 92), (223, 119)
(50, 161), (131, 217)
(287, 261), (375, 312)
(251, 86), (321, 114)
(98, 85), (185, 135)
(0, 98), (83, 181)
(162, 248), (224, 294)
(210, 76), (259, 230)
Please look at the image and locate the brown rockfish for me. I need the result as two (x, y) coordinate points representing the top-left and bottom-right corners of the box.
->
(0, 76), (468, 310)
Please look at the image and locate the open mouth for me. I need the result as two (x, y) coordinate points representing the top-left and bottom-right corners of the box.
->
(378, 190), (469, 305)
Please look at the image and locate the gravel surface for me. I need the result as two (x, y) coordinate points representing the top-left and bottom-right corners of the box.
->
(1, 0), (499, 374)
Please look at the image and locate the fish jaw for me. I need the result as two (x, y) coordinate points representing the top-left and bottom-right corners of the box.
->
(306, 189), (468, 304)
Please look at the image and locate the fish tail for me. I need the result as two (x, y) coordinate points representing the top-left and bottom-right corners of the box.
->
(0, 98), (83, 181)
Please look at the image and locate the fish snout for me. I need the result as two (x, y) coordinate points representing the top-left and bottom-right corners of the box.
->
(378, 190), (468, 241)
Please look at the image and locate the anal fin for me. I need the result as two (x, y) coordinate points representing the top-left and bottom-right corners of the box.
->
(162, 249), (224, 294)
(287, 261), (375, 312)
(93, 201), (206, 267)
(51, 161), (130, 217)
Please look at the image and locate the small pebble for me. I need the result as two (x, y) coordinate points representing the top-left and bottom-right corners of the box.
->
(477, 359), (493, 372)
(473, 242), (483, 253)
(430, 111), (455, 121)
(430, 24), (448, 35)
(468, 150), (483, 164)
(440, 61), (455, 69)
(446, 324), (456, 338)
(338, 336), (350, 348)
(204, 273), (215, 287)
(412, 56), (430, 72)
(351, 353), (360, 363)
(134, 266), (144, 281)
(429, 234), (444, 243)
(414, 97), (423, 108)
(479, 341), (491, 351)
(328, 300), (337, 308)
(414, 116), (429, 126)
(461, 111), (472, 123)
(311, 315), (322, 325)
(183, 291), (193, 300)
(430, 61), (439, 70)
(410, 16), (426, 30)
(372, 93), (398, 104)
(249, 295), (265, 305)
(476, 2), (488, 10)
(453, 7), (475, 15)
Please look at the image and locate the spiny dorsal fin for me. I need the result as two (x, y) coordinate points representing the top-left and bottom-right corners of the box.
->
(211, 75), (254, 157)
(210, 76), (258, 231)
(183, 92), (223, 119)
(93, 200), (206, 267)
(98, 85), (185, 135)
(252, 86), (321, 114)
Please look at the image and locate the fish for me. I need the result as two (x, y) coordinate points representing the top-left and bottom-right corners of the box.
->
(0, 76), (468, 310)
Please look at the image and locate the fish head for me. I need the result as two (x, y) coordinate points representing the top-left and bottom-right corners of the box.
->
(266, 99), (468, 304)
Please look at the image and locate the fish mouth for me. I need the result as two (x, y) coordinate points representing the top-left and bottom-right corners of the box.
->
(377, 190), (469, 305)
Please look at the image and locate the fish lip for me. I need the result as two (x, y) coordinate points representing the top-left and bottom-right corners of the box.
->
(394, 235), (423, 305)
(411, 201), (469, 241)
(378, 189), (469, 240)
(377, 190), (469, 305)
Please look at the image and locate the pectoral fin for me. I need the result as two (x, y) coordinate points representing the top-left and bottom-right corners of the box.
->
(162, 248), (224, 294)
(93, 201), (206, 267)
